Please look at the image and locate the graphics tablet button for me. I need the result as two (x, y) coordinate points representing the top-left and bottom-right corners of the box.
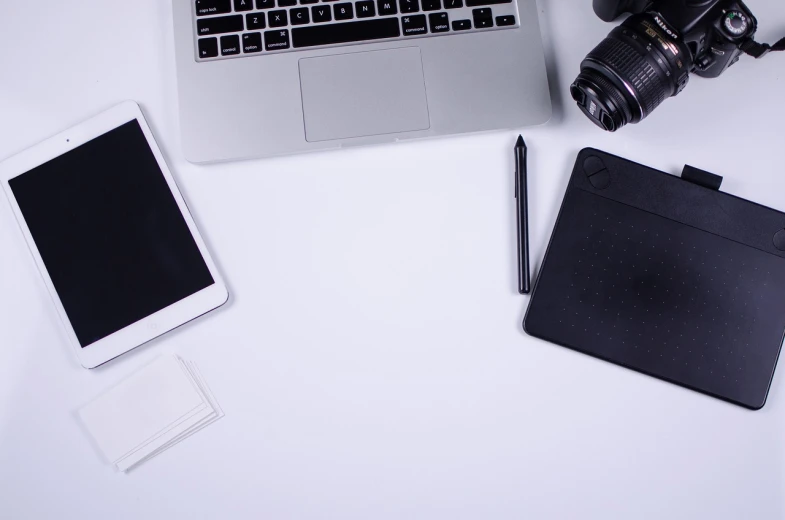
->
(583, 155), (606, 177)
(773, 229), (785, 251)
(588, 169), (610, 189)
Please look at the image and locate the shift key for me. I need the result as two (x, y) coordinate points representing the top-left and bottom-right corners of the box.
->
(197, 15), (244, 36)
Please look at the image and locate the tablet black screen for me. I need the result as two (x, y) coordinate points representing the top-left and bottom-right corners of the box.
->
(9, 120), (214, 347)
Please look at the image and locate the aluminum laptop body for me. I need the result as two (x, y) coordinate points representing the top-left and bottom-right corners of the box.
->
(172, 0), (551, 162)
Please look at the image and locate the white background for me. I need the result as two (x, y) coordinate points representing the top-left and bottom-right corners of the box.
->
(0, 1), (783, 518)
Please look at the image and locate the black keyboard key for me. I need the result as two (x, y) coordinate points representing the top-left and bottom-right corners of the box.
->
(246, 12), (266, 29)
(429, 12), (449, 32)
(279, 0), (297, 5)
(197, 15), (244, 36)
(399, 0), (419, 13)
(265, 29), (290, 50)
(472, 7), (491, 19)
(466, 0), (510, 5)
(495, 14), (514, 26)
(301, 0), (319, 3)
(422, 0), (440, 10)
(402, 14), (427, 35)
(242, 32), (264, 52)
(256, 0), (275, 8)
(234, 0), (254, 11)
(334, 2), (354, 19)
(377, 0), (397, 15)
(472, 6), (492, 27)
(451, 19), (470, 30)
(292, 18), (400, 47)
(356, 0), (376, 17)
(198, 37), (219, 58)
(291, 7), (310, 24)
(196, 0), (231, 16)
(220, 34), (241, 55)
(444, 0), (462, 8)
(312, 5), (332, 21)
(268, 9), (288, 26)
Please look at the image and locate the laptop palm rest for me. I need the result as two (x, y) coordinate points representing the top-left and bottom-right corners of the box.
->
(299, 48), (431, 142)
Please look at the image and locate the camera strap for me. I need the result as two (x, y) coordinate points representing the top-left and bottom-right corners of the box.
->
(740, 36), (785, 58)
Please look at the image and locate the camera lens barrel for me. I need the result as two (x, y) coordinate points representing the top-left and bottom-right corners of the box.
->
(571, 13), (692, 131)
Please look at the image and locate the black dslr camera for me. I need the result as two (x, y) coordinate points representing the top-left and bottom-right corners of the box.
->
(570, 0), (781, 131)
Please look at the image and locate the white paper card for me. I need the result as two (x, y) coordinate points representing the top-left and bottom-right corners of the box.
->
(78, 354), (222, 471)
(120, 361), (226, 471)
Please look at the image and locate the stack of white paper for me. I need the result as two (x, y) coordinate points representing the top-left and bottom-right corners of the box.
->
(78, 354), (223, 472)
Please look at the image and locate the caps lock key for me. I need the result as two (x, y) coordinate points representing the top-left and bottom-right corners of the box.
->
(196, 0), (232, 16)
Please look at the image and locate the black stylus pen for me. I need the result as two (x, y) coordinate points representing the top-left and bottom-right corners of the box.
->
(515, 135), (531, 294)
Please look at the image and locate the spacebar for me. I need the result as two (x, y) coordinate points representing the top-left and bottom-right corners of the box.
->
(292, 19), (401, 48)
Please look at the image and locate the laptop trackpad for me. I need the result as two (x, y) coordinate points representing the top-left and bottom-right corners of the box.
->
(299, 48), (430, 142)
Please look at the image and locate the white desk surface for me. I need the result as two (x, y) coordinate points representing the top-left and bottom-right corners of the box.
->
(1, 1), (783, 518)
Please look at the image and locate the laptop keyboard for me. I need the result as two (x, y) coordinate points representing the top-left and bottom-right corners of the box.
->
(194, 0), (520, 60)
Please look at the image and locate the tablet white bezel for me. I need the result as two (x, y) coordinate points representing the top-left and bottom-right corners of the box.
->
(0, 101), (228, 368)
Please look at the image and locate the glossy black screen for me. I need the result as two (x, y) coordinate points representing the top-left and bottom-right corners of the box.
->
(9, 120), (214, 347)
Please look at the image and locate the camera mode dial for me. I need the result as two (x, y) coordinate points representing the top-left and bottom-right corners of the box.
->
(722, 11), (749, 38)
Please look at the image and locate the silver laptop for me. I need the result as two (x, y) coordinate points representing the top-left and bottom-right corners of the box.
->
(172, 0), (551, 162)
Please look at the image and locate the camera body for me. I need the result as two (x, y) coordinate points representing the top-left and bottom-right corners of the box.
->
(571, 0), (760, 131)
(594, 0), (758, 78)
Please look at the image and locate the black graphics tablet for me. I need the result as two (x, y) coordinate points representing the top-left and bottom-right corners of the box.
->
(524, 148), (785, 409)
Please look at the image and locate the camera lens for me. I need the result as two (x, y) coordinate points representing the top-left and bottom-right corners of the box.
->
(571, 13), (691, 131)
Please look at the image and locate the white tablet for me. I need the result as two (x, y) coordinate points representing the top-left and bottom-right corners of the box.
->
(0, 101), (228, 368)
